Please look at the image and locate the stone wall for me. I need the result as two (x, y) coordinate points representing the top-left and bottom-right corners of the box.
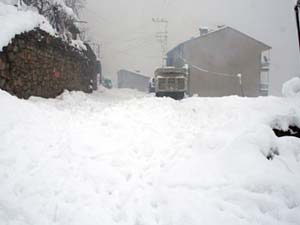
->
(0, 28), (97, 99)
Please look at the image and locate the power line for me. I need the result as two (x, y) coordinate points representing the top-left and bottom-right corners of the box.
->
(89, 42), (101, 59)
(182, 58), (237, 78)
(180, 56), (245, 97)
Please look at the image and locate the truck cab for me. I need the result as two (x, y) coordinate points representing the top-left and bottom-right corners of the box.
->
(154, 67), (188, 100)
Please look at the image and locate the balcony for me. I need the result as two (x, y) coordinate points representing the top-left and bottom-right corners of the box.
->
(260, 82), (269, 96)
(261, 56), (270, 71)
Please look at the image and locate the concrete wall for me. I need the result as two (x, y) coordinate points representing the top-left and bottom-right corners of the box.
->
(0, 28), (98, 99)
(167, 27), (269, 97)
(117, 70), (150, 92)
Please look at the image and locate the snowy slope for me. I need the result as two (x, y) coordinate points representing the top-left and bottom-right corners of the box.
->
(0, 2), (54, 51)
(0, 86), (300, 225)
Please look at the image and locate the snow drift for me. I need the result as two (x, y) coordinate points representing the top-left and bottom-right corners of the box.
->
(282, 77), (300, 97)
(0, 86), (300, 225)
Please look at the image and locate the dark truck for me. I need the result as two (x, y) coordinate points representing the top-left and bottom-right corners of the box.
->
(154, 67), (188, 100)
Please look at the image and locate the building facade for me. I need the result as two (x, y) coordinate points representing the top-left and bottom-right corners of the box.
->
(167, 26), (271, 97)
(117, 69), (150, 92)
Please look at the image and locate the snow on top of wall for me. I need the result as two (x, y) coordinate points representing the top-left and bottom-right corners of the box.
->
(282, 76), (300, 97)
(70, 39), (87, 51)
(0, 2), (55, 51)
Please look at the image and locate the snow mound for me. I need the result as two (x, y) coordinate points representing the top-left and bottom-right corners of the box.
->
(0, 89), (300, 225)
(0, 2), (55, 51)
(282, 77), (300, 97)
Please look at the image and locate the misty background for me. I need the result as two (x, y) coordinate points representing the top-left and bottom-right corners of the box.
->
(81, 0), (299, 95)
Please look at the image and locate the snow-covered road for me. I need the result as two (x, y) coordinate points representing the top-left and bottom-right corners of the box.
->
(0, 87), (300, 225)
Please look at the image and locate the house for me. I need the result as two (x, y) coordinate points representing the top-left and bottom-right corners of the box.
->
(167, 26), (271, 97)
(117, 69), (150, 92)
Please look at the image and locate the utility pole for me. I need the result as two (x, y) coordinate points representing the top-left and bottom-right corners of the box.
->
(89, 42), (101, 60)
(152, 18), (168, 67)
(295, 0), (300, 55)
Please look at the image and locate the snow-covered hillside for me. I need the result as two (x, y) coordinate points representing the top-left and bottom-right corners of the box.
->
(0, 86), (300, 225)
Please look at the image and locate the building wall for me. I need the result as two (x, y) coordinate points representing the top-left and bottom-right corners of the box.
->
(117, 70), (150, 92)
(168, 28), (268, 97)
(0, 28), (98, 99)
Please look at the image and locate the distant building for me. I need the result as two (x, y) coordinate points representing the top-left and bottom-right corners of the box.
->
(117, 69), (150, 92)
(167, 26), (271, 97)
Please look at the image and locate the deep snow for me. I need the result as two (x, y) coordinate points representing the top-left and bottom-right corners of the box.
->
(0, 86), (300, 225)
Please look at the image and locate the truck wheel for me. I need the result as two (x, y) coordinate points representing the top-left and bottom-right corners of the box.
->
(155, 92), (184, 100)
(174, 92), (184, 100)
(155, 92), (164, 97)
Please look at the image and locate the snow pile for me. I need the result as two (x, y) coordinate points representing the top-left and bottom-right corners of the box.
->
(0, 2), (54, 51)
(69, 39), (87, 51)
(0, 87), (300, 225)
(282, 77), (300, 97)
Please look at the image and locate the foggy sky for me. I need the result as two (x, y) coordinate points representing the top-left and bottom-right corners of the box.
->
(82, 0), (300, 95)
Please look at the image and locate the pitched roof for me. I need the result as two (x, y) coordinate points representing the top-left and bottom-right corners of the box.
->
(167, 26), (271, 55)
(118, 69), (149, 79)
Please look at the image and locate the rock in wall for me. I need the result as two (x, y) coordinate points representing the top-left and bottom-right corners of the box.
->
(0, 28), (97, 99)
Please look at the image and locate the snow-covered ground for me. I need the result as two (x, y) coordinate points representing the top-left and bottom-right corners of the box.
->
(0, 85), (300, 225)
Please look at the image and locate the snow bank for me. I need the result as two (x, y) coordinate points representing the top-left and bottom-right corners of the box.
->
(0, 2), (54, 51)
(282, 77), (300, 97)
(70, 39), (87, 51)
(0, 88), (300, 225)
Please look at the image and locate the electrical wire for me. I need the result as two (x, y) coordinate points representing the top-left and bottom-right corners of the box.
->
(181, 57), (238, 78)
(179, 55), (245, 96)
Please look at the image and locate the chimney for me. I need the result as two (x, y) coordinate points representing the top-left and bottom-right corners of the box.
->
(199, 27), (209, 36)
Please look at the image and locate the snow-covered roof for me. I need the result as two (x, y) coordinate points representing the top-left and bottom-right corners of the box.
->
(118, 69), (150, 79)
(0, 2), (55, 51)
(168, 26), (271, 55)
